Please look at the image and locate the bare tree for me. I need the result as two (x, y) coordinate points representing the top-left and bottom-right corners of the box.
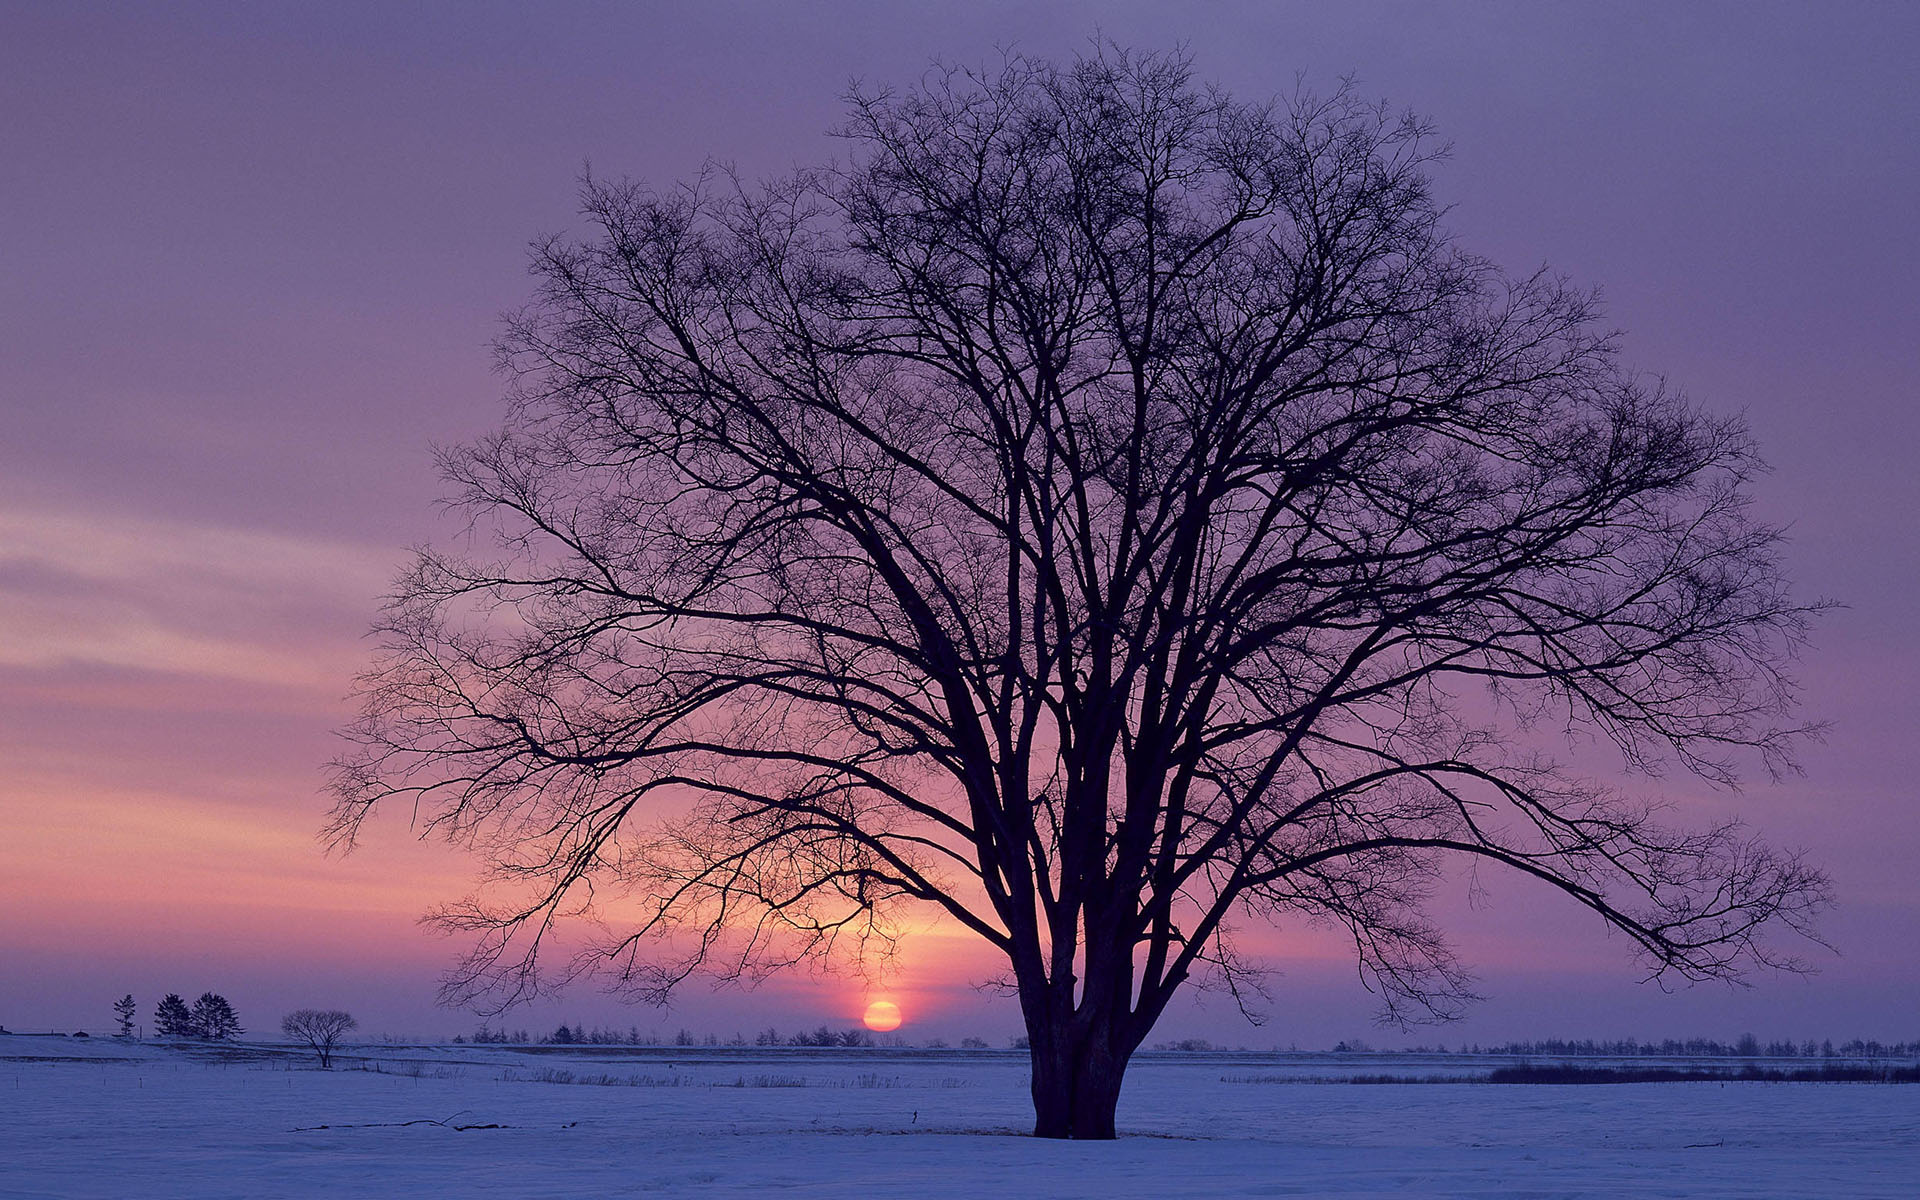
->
(330, 47), (1827, 1139)
(281, 1009), (357, 1068)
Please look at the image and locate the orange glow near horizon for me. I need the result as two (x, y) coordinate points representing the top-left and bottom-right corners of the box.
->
(861, 999), (902, 1032)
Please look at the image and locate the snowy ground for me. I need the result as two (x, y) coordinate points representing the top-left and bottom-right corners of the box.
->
(3, 1037), (1916, 1198)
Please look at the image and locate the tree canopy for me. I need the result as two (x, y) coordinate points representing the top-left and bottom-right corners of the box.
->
(281, 1009), (357, 1068)
(331, 46), (1826, 1138)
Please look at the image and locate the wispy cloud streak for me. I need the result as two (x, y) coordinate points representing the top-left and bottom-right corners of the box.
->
(0, 508), (393, 687)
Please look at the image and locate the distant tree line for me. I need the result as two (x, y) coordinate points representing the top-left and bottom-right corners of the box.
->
(760, 1026), (873, 1048)
(1456, 1036), (1917, 1059)
(458, 1024), (661, 1046)
(1488, 1061), (1920, 1084)
(444, 1024), (1914, 1058)
(453, 1023), (1003, 1049)
(1326, 1036), (1920, 1058)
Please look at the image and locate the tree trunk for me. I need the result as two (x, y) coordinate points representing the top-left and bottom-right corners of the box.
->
(1028, 1025), (1131, 1139)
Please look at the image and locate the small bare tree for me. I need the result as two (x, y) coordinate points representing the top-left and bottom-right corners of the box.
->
(330, 47), (1828, 1138)
(281, 1009), (357, 1068)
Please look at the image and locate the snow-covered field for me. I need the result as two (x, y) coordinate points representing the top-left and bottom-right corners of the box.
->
(3, 1036), (1916, 1198)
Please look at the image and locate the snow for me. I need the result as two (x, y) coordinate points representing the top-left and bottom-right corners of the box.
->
(3, 1037), (1916, 1197)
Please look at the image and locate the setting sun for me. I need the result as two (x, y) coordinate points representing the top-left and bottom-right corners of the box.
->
(861, 1000), (902, 1032)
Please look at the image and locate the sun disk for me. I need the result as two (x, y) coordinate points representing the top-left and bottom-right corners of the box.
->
(861, 999), (902, 1032)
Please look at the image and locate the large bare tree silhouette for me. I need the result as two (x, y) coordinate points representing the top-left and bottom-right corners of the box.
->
(331, 48), (1827, 1138)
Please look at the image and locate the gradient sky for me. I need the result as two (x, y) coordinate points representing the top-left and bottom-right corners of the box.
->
(4, 1), (1916, 1047)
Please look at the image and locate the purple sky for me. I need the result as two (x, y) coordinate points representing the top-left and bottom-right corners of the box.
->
(3, 2), (1916, 1046)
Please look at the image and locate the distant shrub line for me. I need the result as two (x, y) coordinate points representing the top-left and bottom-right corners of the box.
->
(458, 1023), (1004, 1050)
(1226, 1063), (1920, 1085)
(1487, 1063), (1920, 1084)
(68, 1000), (1919, 1062)
(436, 1028), (1920, 1055)
(1341, 1036), (1920, 1058)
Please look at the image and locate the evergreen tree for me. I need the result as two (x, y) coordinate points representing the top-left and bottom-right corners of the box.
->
(189, 993), (242, 1041)
(113, 995), (136, 1038)
(153, 993), (193, 1038)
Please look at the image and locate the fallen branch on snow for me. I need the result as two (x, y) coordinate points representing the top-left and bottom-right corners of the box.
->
(289, 1110), (557, 1133)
